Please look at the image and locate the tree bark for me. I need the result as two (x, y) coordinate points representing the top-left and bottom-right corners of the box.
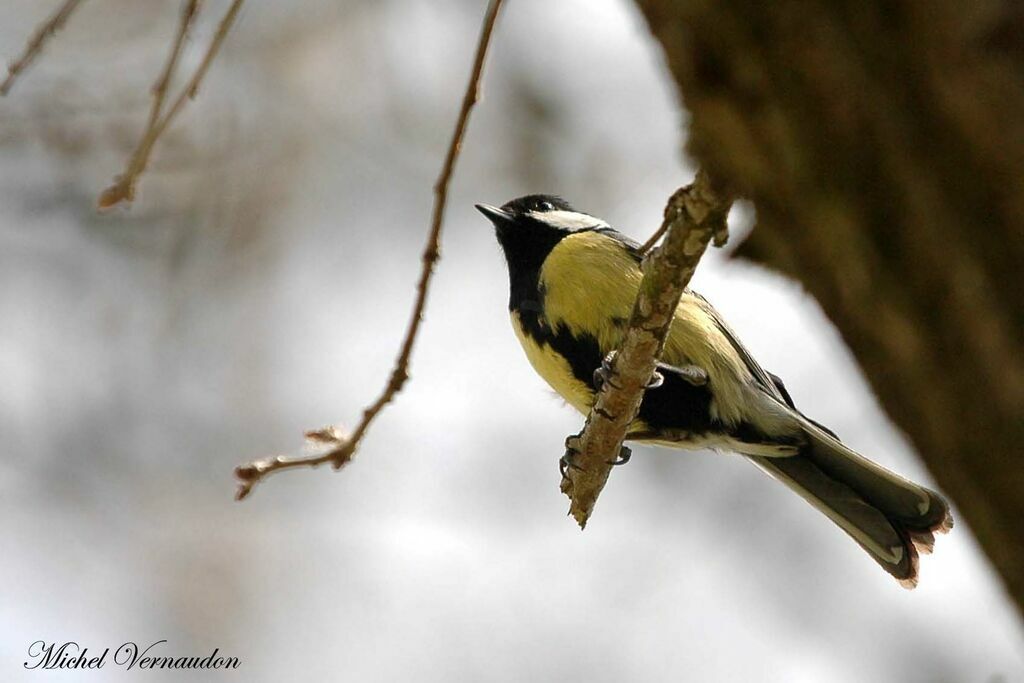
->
(633, 0), (1024, 612)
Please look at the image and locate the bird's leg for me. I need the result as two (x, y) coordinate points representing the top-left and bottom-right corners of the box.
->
(659, 361), (709, 387)
(594, 351), (708, 391)
(594, 351), (669, 390)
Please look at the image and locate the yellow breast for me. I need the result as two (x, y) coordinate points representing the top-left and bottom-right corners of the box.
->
(524, 230), (756, 427)
(539, 231), (641, 352)
(510, 310), (596, 415)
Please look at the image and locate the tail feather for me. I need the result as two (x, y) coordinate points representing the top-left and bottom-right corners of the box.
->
(702, 328), (951, 585)
(747, 429), (952, 588)
(801, 422), (951, 531)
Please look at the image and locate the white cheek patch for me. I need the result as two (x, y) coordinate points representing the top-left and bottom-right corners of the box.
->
(528, 209), (609, 231)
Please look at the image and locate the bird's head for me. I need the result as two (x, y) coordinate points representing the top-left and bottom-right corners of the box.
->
(475, 194), (609, 272)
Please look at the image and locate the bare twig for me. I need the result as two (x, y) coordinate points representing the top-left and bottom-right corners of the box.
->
(98, 0), (243, 209)
(147, 0), (202, 132)
(234, 0), (506, 501)
(638, 221), (669, 254)
(560, 169), (733, 527)
(0, 0), (85, 96)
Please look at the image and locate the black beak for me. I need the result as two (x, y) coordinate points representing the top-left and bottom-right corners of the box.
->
(475, 203), (514, 226)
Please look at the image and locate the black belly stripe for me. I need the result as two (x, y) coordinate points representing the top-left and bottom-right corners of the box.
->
(517, 305), (604, 392)
(635, 369), (715, 434)
(516, 305), (717, 435)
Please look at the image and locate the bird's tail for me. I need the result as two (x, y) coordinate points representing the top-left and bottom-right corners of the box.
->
(747, 424), (952, 588)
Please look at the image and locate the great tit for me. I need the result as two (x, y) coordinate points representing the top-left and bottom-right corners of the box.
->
(476, 194), (951, 587)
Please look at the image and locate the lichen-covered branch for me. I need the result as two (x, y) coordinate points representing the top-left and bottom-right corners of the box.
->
(233, 0), (506, 501)
(561, 170), (732, 528)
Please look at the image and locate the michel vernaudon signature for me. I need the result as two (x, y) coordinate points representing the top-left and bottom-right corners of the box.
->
(24, 640), (240, 671)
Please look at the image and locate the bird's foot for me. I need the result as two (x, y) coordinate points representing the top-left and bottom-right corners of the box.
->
(594, 352), (696, 391)
(560, 434), (584, 482)
(608, 444), (632, 467)
(659, 361), (708, 387)
(560, 434), (633, 482)
(592, 352), (622, 391)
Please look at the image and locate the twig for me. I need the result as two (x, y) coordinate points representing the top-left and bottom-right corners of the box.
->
(0, 0), (85, 96)
(638, 221), (668, 254)
(234, 0), (506, 501)
(560, 169), (733, 528)
(97, 0), (243, 209)
(147, 0), (202, 132)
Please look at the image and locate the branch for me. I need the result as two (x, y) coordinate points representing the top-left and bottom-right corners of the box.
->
(146, 0), (202, 133)
(97, 0), (242, 209)
(0, 0), (85, 96)
(638, 219), (670, 254)
(560, 169), (733, 528)
(233, 0), (506, 501)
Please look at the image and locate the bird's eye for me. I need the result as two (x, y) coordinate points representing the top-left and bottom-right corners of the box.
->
(537, 200), (554, 212)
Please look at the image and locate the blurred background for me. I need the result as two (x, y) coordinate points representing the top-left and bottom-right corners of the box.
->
(2, 0), (1022, 681)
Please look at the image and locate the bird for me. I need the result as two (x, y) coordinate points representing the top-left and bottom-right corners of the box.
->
(476, 193), (952, 587)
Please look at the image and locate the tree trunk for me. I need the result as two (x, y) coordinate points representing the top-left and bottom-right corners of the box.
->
(634, 0), (1024, 612)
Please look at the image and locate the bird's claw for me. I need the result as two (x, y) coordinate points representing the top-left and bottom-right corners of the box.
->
(560, 435), (584, 481)
(561, 437), (633, 479)
(594, 351), (673, 391)
(593, 352), (620, 391)
(607, 444), (632, 467)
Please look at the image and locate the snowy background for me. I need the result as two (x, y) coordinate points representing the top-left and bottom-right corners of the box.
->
(2, 0), (1022, 681)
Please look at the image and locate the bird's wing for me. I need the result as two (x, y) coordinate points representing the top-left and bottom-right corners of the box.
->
(690, 291), (849, 440)
(688, 290), (789, 403)
(593, 227), (645, 256)
(585, 230), (791, 409)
